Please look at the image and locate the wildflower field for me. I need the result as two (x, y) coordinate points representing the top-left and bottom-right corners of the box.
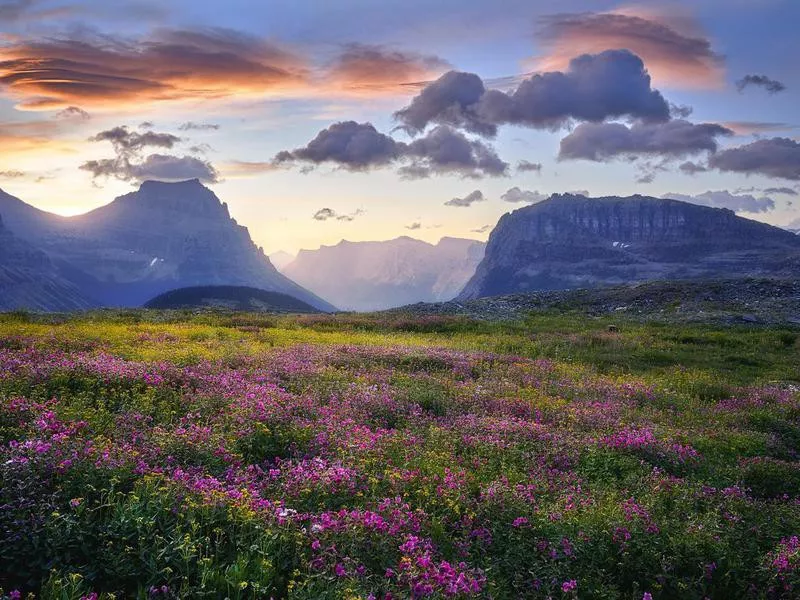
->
(1, 311), (799, 599)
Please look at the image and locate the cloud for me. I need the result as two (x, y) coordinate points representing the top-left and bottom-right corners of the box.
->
(88, 126), (181, 157)
(405, 222), (422, 230)
(324, 43), (449, 94)
(0, 169), (25, 178)
(721, 121), (795, 136)
(394, 50), (670, 137)
(80, 154), (218, 183)
(275, 121), (508, 179)
(0, 0), (72, 22)
(178, 122), (220, 131)
(709, 137), (800, 181)
(471, 224), (492, 233)
(558, 120), (733, 162)
(501, 187), (547, 203)
(535, 9), (724, 89)
(0, 28), (307, 110)
(763, 187), (798, 196)
(736, 74), (786, 95)
(670, 103), (693, 119)
(444, 190), (485, 207)
(222, 160), (280, 177)
(81, 124), (217, 183)
(275, 121), (402, 170)
(516, 160), (542, 173)
(312, 207), (364, 222)
(662, 190), (776, 213)
(403, 125), (508, 178)
(679, 161), (708, 175)
(54, 106), (90, 121)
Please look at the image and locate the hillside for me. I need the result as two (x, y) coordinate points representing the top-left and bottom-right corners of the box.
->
(143, 285), (320, 312)
(387, 278), (800, 324)
(459, 193), (800, 300)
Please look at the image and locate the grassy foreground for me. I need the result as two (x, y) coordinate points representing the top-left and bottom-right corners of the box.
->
(1, 310), (799, 599)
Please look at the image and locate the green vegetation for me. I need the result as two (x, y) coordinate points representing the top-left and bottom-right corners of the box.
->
(0, 310), (798, 599)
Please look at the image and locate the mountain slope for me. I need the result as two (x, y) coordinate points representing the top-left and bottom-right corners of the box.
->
(282, 236), (485, 311)
(459, 193), (800, 300)
(0, 181), (335, 311)
(0, 214), (98, 311)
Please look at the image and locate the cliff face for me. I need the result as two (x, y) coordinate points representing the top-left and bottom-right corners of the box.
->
(0, 180), (336, 311)
(0, 214), (98, 311)
(458, 194), (800, 300)
(283, 236), (485, 311)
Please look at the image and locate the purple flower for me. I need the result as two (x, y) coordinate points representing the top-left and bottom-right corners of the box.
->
(562, 579), (577, 592)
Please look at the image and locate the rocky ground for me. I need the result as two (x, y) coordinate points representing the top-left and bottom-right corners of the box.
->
(383, 278), (800, 324)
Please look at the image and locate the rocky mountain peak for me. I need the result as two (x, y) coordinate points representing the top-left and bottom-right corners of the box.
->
(114, 179), (230, 220)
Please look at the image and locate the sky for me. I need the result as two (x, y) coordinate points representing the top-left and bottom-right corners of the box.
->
(0, 0), (799, 254)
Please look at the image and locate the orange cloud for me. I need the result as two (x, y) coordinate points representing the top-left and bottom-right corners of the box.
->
(534, 6), (725, 89)
(0, 28), (310, 110)
(0, 30), (453, 111)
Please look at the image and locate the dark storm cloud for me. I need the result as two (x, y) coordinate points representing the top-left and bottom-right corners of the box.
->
(178, 122), (220, 131)
(444, 190), (485, 207)
(275, 121), (508, 179)
(558, 120), (733, 161)
(516, 160), (542, 173)
(679, 161), (708, 175)
(394, 50), (670, 138)
(736, 74), (786, 95)
(536, 10), (724, 88)
(709, 137), (800, 180)
(663, 190), (776, 213)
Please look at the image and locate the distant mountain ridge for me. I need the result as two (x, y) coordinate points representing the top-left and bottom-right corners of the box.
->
(283, 236), (486, 311)
(0, 180), (335, 311)
(459, 193), (800, 300)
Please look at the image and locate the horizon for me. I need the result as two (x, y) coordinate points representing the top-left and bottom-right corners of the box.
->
(0, 0), (799, 254)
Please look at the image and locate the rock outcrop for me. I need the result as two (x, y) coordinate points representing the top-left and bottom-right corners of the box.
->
(0, 180), (336, 311)
(459, 193), (800, 299)
(283, 236), (485, 311)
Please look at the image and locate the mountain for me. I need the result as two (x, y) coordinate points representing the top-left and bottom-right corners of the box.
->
(269, 250), (296, 270)
(0, 180), (335, 311)
(282, 236), (486, 311)
(0, 213), (98, 311)
(144, 285), (320, 312)
(459, 193), (800, 300)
